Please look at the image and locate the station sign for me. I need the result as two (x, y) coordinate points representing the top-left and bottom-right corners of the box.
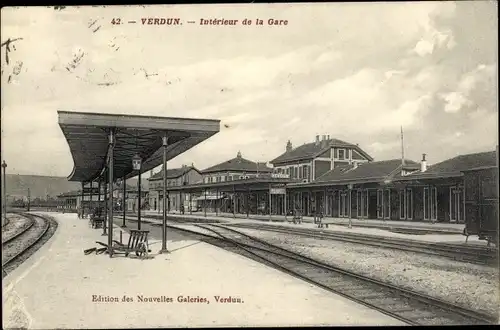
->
(271, 173), (290, 179)
(270, 188), (286, 195)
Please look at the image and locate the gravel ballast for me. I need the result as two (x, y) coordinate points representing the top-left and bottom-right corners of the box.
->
(235, 228), (499, 316)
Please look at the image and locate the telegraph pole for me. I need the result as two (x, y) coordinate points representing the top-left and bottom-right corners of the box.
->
(1, 161), (7, 223)
(27, 188), (31, 211)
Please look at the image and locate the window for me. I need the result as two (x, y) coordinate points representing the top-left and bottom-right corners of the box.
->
(216, 176), (221, 183)
(424, 186), (437, 221)
(338, 149), (346, 160)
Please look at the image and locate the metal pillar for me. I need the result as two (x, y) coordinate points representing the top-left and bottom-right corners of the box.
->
(284, 186), (288, 221)
(89, 181), (93, 215)
(268, 183), (272, 221)
(246, 188), (250, 218)
(103, 173), (108, 235)
(1, 161), (7, 223)
(216, 188), (219, 216)
(108, 129), (115, 256)
(160, 134), (169, 254)
(27, 188), (30, 212)
(204, 188), (207, 217)
(98, 180), (101, 210)
(122, 177), (126, 227)
(81, 182), (85, 218)
(232, 185), (236, 218)
(348, 186), (352, 229)
(138, 169), (142, 230)
(189, 193), (192, 214)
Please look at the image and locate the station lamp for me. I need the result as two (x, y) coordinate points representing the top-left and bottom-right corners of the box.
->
(132, 154), (142, 171)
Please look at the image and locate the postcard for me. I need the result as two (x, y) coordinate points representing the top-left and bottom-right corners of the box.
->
(1, 2), (498, 328)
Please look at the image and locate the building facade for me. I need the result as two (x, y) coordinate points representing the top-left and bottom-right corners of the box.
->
(167, 140), (498, 224)
(201, 151), (272, 183)
(198, 151), (273, 213)
(148, 165), (203, 212)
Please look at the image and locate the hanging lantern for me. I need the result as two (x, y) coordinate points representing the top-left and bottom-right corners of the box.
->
(132, 154), (142, 171)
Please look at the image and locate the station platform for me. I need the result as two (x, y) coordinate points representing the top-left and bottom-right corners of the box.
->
(142, 210), (464, 234)
(2, 212), (404, 328)
(119, 211), (478, 246)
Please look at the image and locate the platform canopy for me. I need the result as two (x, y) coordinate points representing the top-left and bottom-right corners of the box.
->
(58, 111), (220, 182)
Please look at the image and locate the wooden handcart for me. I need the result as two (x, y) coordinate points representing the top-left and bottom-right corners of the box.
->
(95, 230), (151, 258)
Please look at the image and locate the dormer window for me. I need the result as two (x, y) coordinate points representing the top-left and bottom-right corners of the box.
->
(338, 149), (346, 160)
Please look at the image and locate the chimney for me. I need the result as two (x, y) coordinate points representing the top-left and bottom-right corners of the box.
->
(150, 169), (154, 177)
(327, 135), (330, 141)
(421, 153), (427, 172)
(237, 151), (242, 158)
(315, 135), (320, 145)
(286, 140), (293, 152)
(322, 135), (326, 141)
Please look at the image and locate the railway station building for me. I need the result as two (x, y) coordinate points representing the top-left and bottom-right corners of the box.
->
(147, 165), (202, 213)
(270, 135), (373, 182)
(167, 136), (498, 224)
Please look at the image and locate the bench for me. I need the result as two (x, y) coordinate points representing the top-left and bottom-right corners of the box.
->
(463, 228), (498, 247)
(292, 210), (302, 224)
(315, 213), (329, 228)
(89, 216), (105, 229)
(96, 230), (151, 258)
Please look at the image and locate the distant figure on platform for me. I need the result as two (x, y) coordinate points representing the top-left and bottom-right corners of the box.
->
(180, 204), (185, 215)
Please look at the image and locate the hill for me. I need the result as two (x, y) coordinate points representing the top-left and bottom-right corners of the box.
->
(4, 174), (81, 201)
(4, 174), (150, 202)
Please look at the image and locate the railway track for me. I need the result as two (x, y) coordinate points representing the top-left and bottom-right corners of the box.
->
(185, 223), (496, 326)
(226, 222), (498, 266)
(2, 212), (58, 277)
(2, 215), (36, 245)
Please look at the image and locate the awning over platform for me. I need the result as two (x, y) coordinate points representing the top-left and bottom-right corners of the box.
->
(58, 111), (220, 182)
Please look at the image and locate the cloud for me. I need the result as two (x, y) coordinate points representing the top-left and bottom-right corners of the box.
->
(440, 63), (496, 113)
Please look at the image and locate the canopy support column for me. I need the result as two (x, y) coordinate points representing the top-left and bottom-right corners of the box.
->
(232, 185), (236, 218)
(284, 185), (288, 221)
(204, 188), (207, 217)
(102, 175), (108, 236)
(89, 181), (93, 215)
(269, 183), (272, 221)
(108, 129), (115, 256)
(80, 182), (84, 218)
(216, 188), (219, 216)
(160, 134), (169, 254)
(122, 177), (127, 228)
(138, 169), (142, 230)
(246, 187), (250, 219)
(98, 180), (101, 210)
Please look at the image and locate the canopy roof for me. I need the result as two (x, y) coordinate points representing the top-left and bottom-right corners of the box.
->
(58, 111), (220, 182)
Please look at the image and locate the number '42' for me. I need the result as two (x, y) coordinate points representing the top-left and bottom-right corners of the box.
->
(111, 18), (121, 25)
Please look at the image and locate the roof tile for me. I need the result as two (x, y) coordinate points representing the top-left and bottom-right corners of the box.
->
(202, 156), (272, 174)
(271, 138), (373, 164)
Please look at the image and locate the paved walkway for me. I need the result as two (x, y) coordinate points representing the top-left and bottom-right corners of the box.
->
(2, 212), (404, 328)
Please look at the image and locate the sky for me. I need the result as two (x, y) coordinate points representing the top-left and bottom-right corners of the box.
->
(1, 2), (498, 177)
